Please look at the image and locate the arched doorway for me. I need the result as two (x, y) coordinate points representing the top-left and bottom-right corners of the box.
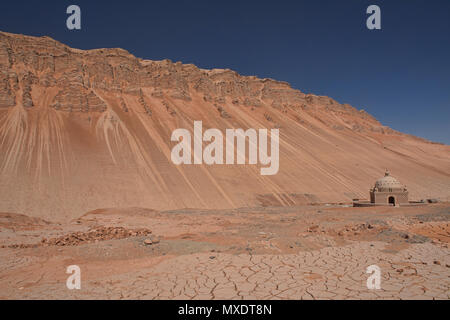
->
(388, 196), (396, 206)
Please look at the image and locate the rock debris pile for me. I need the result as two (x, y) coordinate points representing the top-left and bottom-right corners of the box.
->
(40, 227), (152, 246)
(2, 227), (152, 248)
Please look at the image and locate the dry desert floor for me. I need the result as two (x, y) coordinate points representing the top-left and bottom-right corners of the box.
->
(0, 203), (449, 300)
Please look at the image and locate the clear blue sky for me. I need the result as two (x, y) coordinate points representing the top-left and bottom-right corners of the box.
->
(1, 0), (449, 144)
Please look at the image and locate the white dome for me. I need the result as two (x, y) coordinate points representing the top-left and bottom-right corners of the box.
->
(374, 171), (404, 191)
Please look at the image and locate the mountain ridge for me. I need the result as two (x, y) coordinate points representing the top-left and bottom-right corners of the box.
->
(1, 31), (449, 221)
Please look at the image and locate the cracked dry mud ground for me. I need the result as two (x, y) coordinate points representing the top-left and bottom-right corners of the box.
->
(0, 204), (449, 300)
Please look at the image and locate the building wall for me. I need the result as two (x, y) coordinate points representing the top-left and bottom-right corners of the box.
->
(370, 191), (409, 205)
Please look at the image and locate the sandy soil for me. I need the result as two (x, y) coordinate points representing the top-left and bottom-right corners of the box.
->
(0, 203), (448, 300)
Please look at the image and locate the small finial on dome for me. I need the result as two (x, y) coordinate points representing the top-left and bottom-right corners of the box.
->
(385, 169), (390, 176)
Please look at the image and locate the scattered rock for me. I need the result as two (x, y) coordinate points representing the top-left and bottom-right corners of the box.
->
(307, 225), (319, 233)
(36, 227), (152, 248)
(264, 113), (273, 122)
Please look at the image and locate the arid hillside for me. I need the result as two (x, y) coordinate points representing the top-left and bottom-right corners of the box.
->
(0, 31), (449, 221)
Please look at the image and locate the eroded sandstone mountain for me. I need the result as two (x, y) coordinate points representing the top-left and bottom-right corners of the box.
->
(0, 31), (449, 221)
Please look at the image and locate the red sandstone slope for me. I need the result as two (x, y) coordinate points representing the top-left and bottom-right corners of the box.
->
(0, 31), (449, 221)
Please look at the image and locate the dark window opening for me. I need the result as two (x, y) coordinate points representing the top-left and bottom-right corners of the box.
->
(388, 196), (396, 206)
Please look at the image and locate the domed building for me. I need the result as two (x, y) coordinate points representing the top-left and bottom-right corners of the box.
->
(370, 170), (408, 206)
